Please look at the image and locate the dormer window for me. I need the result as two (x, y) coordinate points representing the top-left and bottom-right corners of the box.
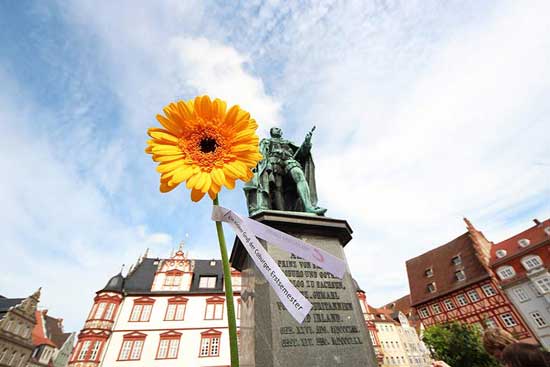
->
(199, 276), (217, 289)
(544, 227), (550, 236)
(497, 266), (516, 280)
(495, 249), (507, 258)
(164, 270), (183, 287)
(518, 238), (530, 247)
(209, 260), (216, 266)
(427, 283), (436, 293)
(451, 255), (462, 266)
(521, 255), (543, 271)
(455, 270), (466, 281)
(425, 268), (433, 277)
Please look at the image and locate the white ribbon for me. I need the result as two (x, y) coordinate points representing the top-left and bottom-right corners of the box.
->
(212, 206), (346, 323)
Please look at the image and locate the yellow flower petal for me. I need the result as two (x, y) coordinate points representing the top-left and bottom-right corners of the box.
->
(191, 188), (206, 202)
(224, 177), (236, 190)
(169, 166), (196, 185)
(186, 172), (201, 189)
(213, 99), (227, 122)
(156, 114), (182, 135)
(211, 167), (225, 186)
(153, 154), (184, 163)
(148, 129), (179, 143)
(200, 173), (212, 193)
(157, 160), (185, 173)
(177, 100), (194, 120)
(199, 95), (212, 120)
(224, 105), (240, 126)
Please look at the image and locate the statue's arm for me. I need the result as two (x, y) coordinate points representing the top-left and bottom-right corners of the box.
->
(294, 133), (312, 160)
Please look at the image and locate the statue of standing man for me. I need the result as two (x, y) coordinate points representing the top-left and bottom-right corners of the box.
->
(244, 126), (327, 216)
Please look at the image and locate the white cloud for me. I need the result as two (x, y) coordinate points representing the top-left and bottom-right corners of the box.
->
(298, 0), (550, 305)
(0, 69), (172, 330)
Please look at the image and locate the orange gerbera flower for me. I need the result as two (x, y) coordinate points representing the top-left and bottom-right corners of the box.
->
(146, 96), (262, 202)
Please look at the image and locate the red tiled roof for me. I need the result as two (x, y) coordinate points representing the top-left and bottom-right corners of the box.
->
(490, 218), (550, 264)
(381, 294), (412, 316)
(32, 311), (56, 348)
(406, 232), (490, 306)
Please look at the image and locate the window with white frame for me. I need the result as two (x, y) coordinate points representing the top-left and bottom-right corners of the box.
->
(513, 287), (530, 302)
(522, 255), (543, 271)
(205, 298), (224, 320)
(456, 294), (468, 306)
(199, 276), (217, 288)
(482, 284), (497, 297)
(94, 303), (106, 319)
(156, 332), (181, 359)
(500, 313), (517, 327)
(451, 255), (462, 266)
(118, 333), (145, 361)
(199, 331), (221, 357)
(468, 290), (480, 302)
(77, 341), (91, 360)
(497, 266), (516, 280)
(431, 303), (442, 314)
(495, 249), (507, 258)
(535, 277), (550, 293)
(89, 341), (101, 361)
(455, 270), (466, 281)
(425, 268), (433, 277)
(427, 283), (436, 293)
(129, 298), (154, 322)
(104, 303), (115, 320)
(443, 299), (455, 311)
(164, 270), (183, 287)
(165, 297), (188, 321)
(530, 312), (547, 328)
(418, 308), (429, 318)
(518, 238), (530, 247)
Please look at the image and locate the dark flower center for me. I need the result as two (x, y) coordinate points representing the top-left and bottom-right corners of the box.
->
(200, 137), (217, 153)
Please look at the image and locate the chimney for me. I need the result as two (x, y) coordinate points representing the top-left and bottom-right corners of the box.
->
(533, 219), (541, 226)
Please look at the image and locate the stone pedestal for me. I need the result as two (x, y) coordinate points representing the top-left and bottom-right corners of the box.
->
(230, 210), (378, 367)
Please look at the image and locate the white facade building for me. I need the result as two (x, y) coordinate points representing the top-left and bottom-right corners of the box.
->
(490, 218), (550, 349)
(69, 249), (241, 367)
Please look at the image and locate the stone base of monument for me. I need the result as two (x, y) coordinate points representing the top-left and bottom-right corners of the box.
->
(230, 210), (378, 367)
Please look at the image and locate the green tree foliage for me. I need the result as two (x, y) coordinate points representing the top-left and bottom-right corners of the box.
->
(423, 323), (500, 367)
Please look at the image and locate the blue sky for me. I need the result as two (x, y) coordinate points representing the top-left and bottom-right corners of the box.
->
(1, 0), (549, 331)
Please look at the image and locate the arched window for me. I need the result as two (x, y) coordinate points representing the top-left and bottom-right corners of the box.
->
(521, 255), (543, 271)
(497, 266), (516, 280)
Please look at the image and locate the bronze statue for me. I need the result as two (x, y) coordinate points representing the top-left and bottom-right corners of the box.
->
(244, 126), (326, 216)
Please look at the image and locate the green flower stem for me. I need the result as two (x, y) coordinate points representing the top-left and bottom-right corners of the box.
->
(213, 196), (239, 367)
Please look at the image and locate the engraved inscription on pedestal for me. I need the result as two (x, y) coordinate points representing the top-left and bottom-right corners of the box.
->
(277, 255), (362, 350)
(231, 211), (378, 367)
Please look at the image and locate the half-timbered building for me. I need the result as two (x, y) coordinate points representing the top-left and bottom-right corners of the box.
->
(405, 219), (536, 342)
